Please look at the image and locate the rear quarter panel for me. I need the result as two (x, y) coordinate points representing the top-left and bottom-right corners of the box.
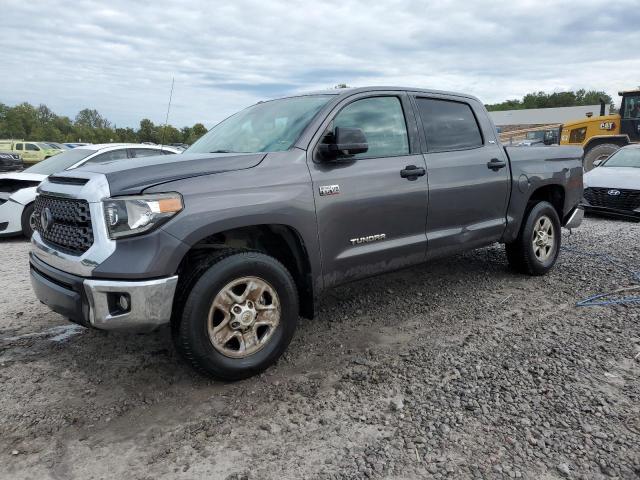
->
(501, 146), (583, 242)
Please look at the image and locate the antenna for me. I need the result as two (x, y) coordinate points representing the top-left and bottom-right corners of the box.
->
(160, 77), (175, 149)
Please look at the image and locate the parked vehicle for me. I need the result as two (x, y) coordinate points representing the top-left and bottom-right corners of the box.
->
(29, 87), (584, 380)
(515, 128), (560, 147)
(169, 143), (190, 151)
(0, 152), (23, 172)
(64, 143), (92, 149)
(582, 144), (640, 221)
(0, 140), (63, 165)
(0, 144), (180, 238)
(560, 88), (640, 170)
(45, 142), (69, 150)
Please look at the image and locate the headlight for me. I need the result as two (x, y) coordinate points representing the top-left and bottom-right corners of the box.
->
(103, 193), (183, 239)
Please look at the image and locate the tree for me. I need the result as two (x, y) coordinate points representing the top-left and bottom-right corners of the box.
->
(137, 118), (159, 143)
(486, 90), (614, 111)
(187, 123), (208, 144)
(75, 108), (111, 129)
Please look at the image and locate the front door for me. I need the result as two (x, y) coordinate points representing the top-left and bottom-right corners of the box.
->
(413, 96), (511, 259)
(309, 94), (428, 288)
(23, 143), (40, 163)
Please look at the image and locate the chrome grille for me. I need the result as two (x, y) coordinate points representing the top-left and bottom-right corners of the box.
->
(33, 195), (94, 254)
(584, 187), (640, 211)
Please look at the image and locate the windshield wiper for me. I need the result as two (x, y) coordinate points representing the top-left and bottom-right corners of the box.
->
(209, 149), (234, 153)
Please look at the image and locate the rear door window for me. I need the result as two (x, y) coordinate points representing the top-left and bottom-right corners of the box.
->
(129, 148), (162, 158)
(15, 143), (23, 151)
(415, 98), (483, 152)
(86, 149), (129, 164)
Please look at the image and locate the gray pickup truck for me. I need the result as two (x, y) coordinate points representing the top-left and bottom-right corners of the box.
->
(29, 87), (584, 380)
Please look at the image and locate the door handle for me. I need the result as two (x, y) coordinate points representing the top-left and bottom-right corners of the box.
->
(487, 158), (507, 171)
(400, 165), (426, 180)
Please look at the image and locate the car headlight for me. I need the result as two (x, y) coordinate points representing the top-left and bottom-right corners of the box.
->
(103, 193), (183, 239)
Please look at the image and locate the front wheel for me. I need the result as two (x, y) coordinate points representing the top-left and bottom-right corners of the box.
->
(505, 201), (561, 276)
(21, 203), (36, 238)
(174, 250), (299, 380)
(583, 143), (619, 171)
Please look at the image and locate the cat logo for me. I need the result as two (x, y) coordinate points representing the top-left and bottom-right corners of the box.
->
(599, 121), (615, 130)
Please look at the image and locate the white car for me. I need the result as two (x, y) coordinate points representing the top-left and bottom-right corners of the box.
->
(0, 143), (181, 238)
(582, 144), (640, 221)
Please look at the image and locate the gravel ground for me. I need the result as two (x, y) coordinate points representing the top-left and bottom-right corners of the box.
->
(0, 217), (639, 480)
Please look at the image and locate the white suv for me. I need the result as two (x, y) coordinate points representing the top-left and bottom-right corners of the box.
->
(0, 143), (181, 238)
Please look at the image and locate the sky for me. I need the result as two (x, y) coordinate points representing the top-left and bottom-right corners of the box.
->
(1, 0), (639, 128)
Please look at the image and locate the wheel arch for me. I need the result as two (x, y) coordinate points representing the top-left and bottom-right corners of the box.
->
(527, 184), (565, 222)
(174, 223), (315, 320)
(583, 135), (629, 153)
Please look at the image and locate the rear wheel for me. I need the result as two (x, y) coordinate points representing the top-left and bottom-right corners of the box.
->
(505, 201), (561, 276)
(21, 203), (36, 238)
(174, 250), (299, 380)
(583, 143), (620, 171)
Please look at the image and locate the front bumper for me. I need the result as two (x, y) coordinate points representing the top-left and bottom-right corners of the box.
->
(0, 198), (25, 237)
(30, 253), (178, 332)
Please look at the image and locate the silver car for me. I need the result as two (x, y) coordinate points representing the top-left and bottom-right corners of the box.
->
(582, 144), (640, 221)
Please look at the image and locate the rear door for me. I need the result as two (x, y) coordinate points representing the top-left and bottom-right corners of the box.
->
(308, 93), (428, 287)
(412, 95), (510, 259)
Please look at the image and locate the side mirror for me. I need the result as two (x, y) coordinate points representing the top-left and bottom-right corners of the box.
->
(593, 159), (604, 167)
(318, 127), (368, 160)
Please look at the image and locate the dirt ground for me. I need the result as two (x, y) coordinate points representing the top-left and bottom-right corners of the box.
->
(0, 217), (639, 480)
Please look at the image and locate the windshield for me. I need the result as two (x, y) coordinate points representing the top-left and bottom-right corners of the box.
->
(526, 131), (544, 140)
(25, 148), (93, 174)
(602, 148), (640, 168)
(187, 95), (331, 154)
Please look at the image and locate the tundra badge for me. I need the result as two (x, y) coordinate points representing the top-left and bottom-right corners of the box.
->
(350, 234), (386, 245)
(319, 185), (340, 196)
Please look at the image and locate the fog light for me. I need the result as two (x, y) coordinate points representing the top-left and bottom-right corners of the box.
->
(118, 294), (130, 312)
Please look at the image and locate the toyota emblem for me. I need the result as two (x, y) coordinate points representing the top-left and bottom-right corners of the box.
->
(40, 207), (53, 232)
(607, 189), (621, 196)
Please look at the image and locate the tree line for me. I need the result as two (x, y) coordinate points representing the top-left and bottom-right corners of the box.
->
(485, 89), (615, 112)
(0, 102), (208, 145)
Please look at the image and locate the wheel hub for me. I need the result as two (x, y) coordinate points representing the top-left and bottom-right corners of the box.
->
(207, 276), (281, 359)
(230, 301), (257, 330)
(532, 215), (555, 261)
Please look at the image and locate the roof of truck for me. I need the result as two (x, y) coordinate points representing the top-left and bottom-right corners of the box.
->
(274, 86), (482, 103)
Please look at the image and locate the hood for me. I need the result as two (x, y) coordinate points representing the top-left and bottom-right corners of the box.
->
(0, 172), (47, 196)
(0, 172), (47, 182)
(584, 166), (640, 190)
(52, 152), (267, 196)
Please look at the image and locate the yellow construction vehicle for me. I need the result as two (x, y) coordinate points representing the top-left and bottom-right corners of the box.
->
(559, 88), (640, 170)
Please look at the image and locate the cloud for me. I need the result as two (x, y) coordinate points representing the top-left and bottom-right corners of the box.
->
(1, 0), (638, 127)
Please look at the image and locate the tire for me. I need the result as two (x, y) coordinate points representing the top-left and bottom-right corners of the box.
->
(174, 250), (299, 381)
(21, 203), (36, 239)
(505, 201), (561, 276)
(583, 143), (620, 171)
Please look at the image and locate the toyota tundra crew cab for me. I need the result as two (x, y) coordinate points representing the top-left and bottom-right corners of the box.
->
(29, 87), (584, 380)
